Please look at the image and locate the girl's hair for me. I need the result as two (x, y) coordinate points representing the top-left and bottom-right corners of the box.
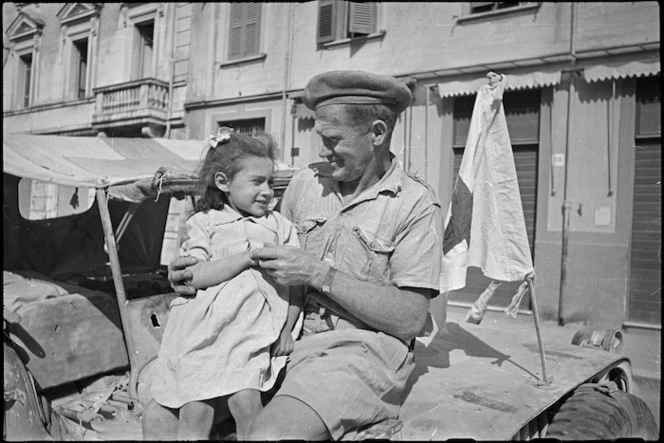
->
(195, 130), (278, 212)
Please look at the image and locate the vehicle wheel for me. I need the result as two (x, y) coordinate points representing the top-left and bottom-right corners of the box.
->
(546, 384), (659, 440)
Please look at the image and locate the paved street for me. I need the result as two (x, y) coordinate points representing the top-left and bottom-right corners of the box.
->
(444, 304), (661, 434)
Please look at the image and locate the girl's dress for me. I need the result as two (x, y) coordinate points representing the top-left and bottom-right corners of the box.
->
(150, 206), (301, 408)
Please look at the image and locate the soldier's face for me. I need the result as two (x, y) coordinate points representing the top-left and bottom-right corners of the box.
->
(314, 104), (374, 184)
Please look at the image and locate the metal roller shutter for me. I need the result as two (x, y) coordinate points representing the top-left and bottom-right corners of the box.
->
(449, 146), (538, 309)
(628, 139), (662, 324)
(628, 76), (661, 326)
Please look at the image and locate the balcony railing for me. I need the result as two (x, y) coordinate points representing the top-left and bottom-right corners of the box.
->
(92, 78), (169, 132)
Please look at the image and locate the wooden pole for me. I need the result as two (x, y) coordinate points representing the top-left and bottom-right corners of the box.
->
(96, 189), (139, 397)
(527, 275), (551, 385)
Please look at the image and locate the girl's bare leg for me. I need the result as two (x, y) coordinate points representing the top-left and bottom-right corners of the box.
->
(177, 399), (216, 441)
(228, 389), (263, 440)
(142, 399), (179, 440)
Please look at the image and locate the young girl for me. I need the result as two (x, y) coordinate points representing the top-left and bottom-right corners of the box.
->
(143, 127), (302, 440)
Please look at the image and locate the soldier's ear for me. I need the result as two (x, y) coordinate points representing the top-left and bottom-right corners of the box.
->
(371, 119), (388, 146)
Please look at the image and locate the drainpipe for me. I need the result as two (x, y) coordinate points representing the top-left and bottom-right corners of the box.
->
(558, 3), (577, 326)
(281, 4), (294, 152)
(424, 85), (430, 182)
(166, 3), (177, 138)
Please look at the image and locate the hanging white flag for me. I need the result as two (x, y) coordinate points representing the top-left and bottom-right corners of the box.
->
(440, 72), (534, 294)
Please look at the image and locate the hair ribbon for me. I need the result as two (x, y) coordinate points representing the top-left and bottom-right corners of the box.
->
(208, 126), (233, 148)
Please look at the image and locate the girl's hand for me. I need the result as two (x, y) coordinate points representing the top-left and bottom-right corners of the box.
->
(272, 328), (295, 357)
(168, 255), (200, 296)
(243, 250), (259, 268)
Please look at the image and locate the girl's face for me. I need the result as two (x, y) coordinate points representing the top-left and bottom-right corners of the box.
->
(215, 156), (275, 217)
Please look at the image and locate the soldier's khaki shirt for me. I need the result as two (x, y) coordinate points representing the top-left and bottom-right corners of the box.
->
(278, 157), (443, 328)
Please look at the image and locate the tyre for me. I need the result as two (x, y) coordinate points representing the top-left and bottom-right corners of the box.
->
(546, 384), (659, 440)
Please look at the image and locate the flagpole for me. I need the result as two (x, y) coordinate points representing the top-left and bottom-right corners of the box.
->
(527, 274), (551, 385)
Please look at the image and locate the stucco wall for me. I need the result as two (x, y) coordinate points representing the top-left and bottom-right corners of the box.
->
(533, 77), (640, 328)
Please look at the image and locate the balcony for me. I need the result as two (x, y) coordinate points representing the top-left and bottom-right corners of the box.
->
(92, 78), (169, 137)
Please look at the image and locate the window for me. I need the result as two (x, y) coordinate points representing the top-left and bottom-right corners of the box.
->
(73, 38), (89, 99)
(19, 53), (33, 108)
(134, 21), (154, 79)
(317, 1), (377, 44)
(18, 178), (95, 220)
(7, 11), (44, 109)
(635, 75), (661, 138)
(57, 3), (101, 100)
(218, 117), (265, 137)
(470, 2), (526, 14)
(228, 3), (261, 61)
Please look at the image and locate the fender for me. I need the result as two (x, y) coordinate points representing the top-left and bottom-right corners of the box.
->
(4, 342), (52, 441)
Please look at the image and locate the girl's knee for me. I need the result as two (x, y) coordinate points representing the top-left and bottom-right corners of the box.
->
(180, 400), (215, 420)
(228, 390), (263, 425)
(229, 390), (261, 407)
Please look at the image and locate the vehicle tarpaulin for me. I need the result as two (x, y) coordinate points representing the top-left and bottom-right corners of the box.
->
(3, 133), (205, 190)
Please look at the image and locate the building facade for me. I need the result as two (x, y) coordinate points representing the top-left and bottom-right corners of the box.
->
(3, 2), (661, 329)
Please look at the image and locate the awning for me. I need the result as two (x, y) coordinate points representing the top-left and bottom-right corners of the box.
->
(436, 64), (563, 98)
(3, 133), (205, 189)
(581, 50), (660, 83)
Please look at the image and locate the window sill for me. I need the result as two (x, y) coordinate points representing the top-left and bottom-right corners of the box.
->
(219, 53), (267, 68)
(322, 30), (386, 48)
(456, 3), (541, 24)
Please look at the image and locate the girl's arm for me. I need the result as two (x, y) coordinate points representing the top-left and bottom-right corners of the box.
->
(284, 285), (304, 333)
(273, 285), (304, 357)
(186, 251), (256, 289)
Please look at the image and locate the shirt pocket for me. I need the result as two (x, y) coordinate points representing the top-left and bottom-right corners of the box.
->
(294, 217), (327, 254)
(344, 226), (395, 283)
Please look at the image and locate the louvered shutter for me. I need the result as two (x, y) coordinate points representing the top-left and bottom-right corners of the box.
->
(229, 3), (243, 59)
(243, 3), (260, 57)
(317, 0), (337, 44)
(348, 2), (376, 36)
(228, 3), (261, 60)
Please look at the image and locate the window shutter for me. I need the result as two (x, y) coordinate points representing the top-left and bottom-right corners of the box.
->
(229, 3), (243, 59)
(348, 2), (376, 36)
(228, 3), (261, 60)
(243, 3), (260, 57)
(317, 0), (337, 44)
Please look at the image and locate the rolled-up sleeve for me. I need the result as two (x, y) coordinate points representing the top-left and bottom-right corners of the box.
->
(390, 198), (443, 292)
(179, 212), (211, 262)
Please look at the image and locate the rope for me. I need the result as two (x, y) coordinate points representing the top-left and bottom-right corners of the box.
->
(154, 173), (164, 202)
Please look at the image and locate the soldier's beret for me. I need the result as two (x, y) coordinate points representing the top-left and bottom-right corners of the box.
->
(303, 70), (412, 113)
